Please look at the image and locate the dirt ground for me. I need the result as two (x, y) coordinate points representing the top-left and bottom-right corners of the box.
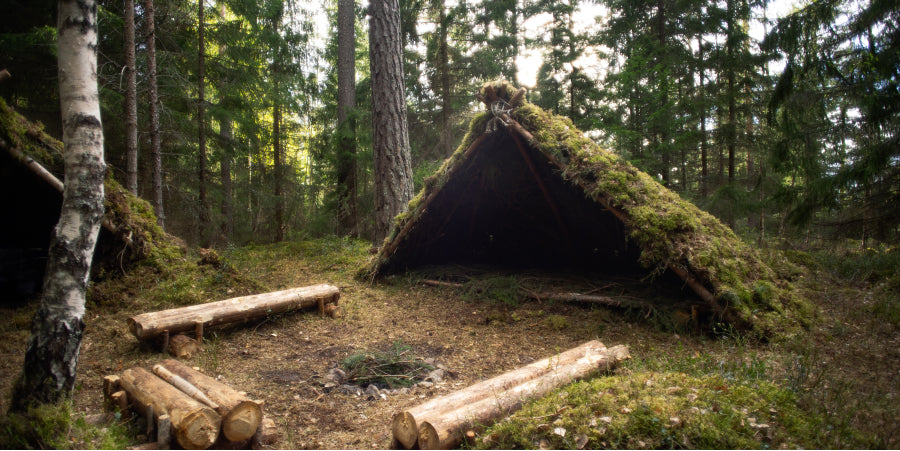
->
(1, 243), (898, 449)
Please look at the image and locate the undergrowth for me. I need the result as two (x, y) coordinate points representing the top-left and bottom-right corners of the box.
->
(0, 401), (133, 449)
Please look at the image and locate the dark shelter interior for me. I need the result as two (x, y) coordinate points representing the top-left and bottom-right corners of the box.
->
(0, 148), (60, 301)
(381, 131), (648, 274)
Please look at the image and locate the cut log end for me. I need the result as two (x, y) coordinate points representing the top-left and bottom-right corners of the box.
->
(222, 401), (263, 442)
(391, 411), (418, 449)
(417, 421), (442, 450)
(168, 334), (202, 359)
(176, 408), (221, 450)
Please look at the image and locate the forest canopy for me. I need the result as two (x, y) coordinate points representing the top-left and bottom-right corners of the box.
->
(0, 0), (897, 247)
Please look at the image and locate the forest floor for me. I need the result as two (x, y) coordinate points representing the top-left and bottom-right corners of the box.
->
(0, 238), (897, 449)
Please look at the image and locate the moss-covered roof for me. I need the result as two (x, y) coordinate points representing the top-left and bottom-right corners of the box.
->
(0, 97), (184, 275)
(365, 82), (812, 338)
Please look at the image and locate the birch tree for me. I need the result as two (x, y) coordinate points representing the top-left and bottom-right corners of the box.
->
(11, 0), (106, 410)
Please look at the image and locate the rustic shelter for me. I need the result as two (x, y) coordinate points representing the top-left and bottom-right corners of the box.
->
(0, 98), (176, 302)
(366, 83), (811, 336)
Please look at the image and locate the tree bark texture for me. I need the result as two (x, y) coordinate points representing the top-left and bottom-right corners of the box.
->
(369, 0), (414, 243)
(391, 340), (617, 449)
(124, 0), (138, 194)
(127, 283), (340, 340)
(158, 359), (263, 442)
(336, 0), (358, 237)
(415, 344), (630, 450)
(120, 367), (221, 450)
(220, 114), (234, 242)
(146, 0), (164, 228)
(11, 0), (106, 411)
(197, 0), (210, 246)
(273, 100), (284, 242)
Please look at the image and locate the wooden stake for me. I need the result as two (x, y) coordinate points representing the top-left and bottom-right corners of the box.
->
(158, 414), (172, 449)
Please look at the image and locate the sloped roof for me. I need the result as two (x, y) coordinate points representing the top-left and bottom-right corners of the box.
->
(366, 83), (812, 337)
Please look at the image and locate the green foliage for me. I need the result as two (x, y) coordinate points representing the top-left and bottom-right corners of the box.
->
(0, 402), (133, 449)
(340, 341), (434, 388)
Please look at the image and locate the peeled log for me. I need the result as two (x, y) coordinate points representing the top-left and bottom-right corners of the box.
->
(417, 344), (630, 450)
(391, 340), (610, 449)
(120, 367), (221, 449)
(159, 359), (263, 442)
(128, 284), (340, 340)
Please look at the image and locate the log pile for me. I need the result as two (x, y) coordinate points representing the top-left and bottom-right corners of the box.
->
(105, 362), (268, 449)
(127, 284), (341, 348)
(391, 340), (630, 449)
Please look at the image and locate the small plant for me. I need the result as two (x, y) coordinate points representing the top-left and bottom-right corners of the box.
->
(546, 314), (569, 330)
(340, 341), (434, 389)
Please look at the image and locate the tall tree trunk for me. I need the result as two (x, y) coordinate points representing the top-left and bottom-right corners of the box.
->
(147, 0), (164, 228)
(726, 0), (736, 186)
(438, 3), (452, 157)
(220, 115), (234, 242)
(124, 0), (138, 195)
(698, 38), (708, 198)
(197, 0), (210, 246)
(11, 0), (106, 411)
(656, 0), (670, 187)
(336, 0), (358, 237)
(273, 100), (285, 242)
(370, 0), (414, 243)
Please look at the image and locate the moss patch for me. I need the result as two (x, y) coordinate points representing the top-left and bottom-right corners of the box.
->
(476, 371), (822, 450)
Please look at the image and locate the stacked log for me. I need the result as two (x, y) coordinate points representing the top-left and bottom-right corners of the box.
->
(110, 363), (265, 449)
(391, 340), (630, 450)
(156, 359), (263, 442)
(127, 284), (340, 342)
(120, 367), (221, 449)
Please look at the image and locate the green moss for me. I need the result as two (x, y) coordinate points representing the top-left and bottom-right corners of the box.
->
(0, 97), (63, 169)
(0, 401), (134, 449)
(477, 371), (826, 450)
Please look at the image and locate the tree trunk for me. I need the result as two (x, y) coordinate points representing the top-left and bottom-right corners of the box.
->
(370, 0), (415, 243)
(10, 0), (106, 412)
(438, 3), (452, 157)
(124, 0), (138, 194)
(120, 367), (221, 450)
(698, 38), (708, 198)
(273, 99), (284, 242)
(336, 0), (358, 237)
(127, 284), (340, 340)
(158, 359), (263, 442)
(198, 0), (210, 246)
(147, 0), (164, 228)
(220, 114), (234, 242)
(391, 340), (619, 449)
(415, 344), (630, 449)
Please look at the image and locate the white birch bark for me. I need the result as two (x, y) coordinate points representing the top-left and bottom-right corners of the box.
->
(12, 0), (106, 410)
